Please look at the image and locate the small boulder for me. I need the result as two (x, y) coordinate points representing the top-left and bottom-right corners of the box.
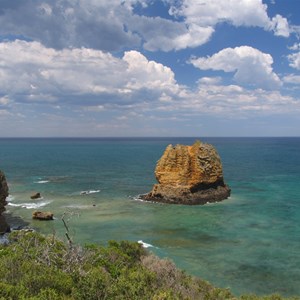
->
(32, 211), (54, 221)
(30, 192), (41, 199)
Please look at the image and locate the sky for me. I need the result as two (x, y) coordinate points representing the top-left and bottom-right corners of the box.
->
(0, 0), (300, 137)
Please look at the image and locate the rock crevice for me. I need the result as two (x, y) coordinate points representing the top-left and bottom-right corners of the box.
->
(141, 141), (230, 205)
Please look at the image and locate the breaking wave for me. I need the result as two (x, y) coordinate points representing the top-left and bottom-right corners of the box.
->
(80, 190), (101, 195)
(138, 240), (156, 248)
(8, 200), (52, 209)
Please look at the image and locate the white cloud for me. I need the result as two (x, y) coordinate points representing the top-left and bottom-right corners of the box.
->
(174, 83), (299, 116)
(0, 0), (141, 51)
(168, 0), (290, 38)
(169, 0), (269, 27)
(288, 43), (300, 51)
(271, 14), (290, 37)
(288, 52), (300, 70)
(190, 46), (281, 89)
(128, 15), (214, 51)
(123, 50), (179, 92)
(0, 40), (179, 107)
(0, 0), (291, 53)
(0, 95), (10, 106)
(197, 77), (222, 85)
(283, 74), (300, 85)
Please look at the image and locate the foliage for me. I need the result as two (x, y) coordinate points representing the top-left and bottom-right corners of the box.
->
(0, 230), (299, 300)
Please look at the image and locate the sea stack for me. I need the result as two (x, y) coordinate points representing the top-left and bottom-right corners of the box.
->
(141, 141), (230, 205)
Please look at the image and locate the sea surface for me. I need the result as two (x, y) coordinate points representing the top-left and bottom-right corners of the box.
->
(0, 137), (300, 296)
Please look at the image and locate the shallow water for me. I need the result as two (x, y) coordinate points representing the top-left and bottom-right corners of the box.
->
(1, 137), (300, 296)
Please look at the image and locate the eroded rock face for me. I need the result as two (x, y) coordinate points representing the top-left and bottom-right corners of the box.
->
(0, 170), (9, 234)
(141, 141), (230, 205)
(0, 170), (9, 215)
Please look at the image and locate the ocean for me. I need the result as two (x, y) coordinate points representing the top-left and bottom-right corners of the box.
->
(0, 137), (300, 296)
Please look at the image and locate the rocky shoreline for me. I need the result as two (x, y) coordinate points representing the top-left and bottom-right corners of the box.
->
(140, 181), (231, 205)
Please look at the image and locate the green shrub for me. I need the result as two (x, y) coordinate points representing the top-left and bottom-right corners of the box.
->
(0, 230), (299, 300)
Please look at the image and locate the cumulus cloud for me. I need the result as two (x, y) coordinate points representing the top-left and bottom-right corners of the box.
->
(0, 0), (291, 52)
(0, 40), (179, 107)
(174, 82), (299, 116)
(288, 43), (300, 51)
(190, 46), (281, 89)
(123, 51), (178, 91)
(271, 14), (290, 37)
(283, 74), (300, 85)
(168, 0), (290, 38)
(0, 95), (10, 106)
(288, 52), (300, 70)
(128, 15), (214, 51)
(0, 0), (140, 51)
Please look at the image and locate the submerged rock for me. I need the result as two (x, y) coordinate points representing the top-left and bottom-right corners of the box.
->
(32, 211), (54, 221)
(141, 141), (230, 205)
(31, 192), (41, 199)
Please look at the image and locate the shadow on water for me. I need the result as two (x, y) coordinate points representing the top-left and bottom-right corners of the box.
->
(0, 212), (29, 235)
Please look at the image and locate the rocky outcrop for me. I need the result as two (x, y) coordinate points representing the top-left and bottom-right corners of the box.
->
(32, 211), (54, 221)
(0, 170), (9, 215)
(31, 192), (41, 199)
(141, 141), (230, 205)
(0, 170), (9, 234)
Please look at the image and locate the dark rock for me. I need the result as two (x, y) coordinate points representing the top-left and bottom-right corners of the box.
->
(0, 170), (10, 234)
(0, 170), (9, 215)
(31, 192), (41, 199)
(0, 215), (10, 234)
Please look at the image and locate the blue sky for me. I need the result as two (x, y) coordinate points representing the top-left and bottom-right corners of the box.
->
(0, 0), (299, 137)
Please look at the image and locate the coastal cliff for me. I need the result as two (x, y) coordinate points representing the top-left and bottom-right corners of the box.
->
(0, 169), (9, 233)
(141, 141), (230, 204)
(0, 170), (8, 215)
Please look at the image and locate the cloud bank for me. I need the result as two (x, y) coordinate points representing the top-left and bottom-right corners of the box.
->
(0, 0), (291, 52)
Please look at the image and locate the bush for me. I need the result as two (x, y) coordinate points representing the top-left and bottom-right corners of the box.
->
(0, 230), (299, 300)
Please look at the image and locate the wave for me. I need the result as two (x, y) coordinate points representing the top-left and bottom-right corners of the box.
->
(138, 240), (156, 248)
(63, 204), (96, 209)
(34, 180), (50, 184)
(6, 195), (15, 202)
(8, 200), (52, 209)
(34, 176), (71, 184)
(80, 190), (101, 195)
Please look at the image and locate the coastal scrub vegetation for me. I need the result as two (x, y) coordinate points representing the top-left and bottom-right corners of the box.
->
(0, 231), (299, 300)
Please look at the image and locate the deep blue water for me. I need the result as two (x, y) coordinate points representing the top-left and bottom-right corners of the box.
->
(1, 137), (300, 296)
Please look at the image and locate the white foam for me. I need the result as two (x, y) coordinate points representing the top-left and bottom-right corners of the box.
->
(138, 240), (155, 248)
(80, 190), (101, 195)
(8, 200), (51, 209)
(6, 195), (15, 202)
(34, 180), (50, 184)
(63, 204), (95, 209)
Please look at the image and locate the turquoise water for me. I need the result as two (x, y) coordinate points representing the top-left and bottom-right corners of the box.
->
(1, 137), (300, 296)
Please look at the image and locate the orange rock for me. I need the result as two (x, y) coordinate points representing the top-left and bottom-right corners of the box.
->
(155, 141), (224, 188)
(141, 141), (230, 205)
(32, 211), (54, 220)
